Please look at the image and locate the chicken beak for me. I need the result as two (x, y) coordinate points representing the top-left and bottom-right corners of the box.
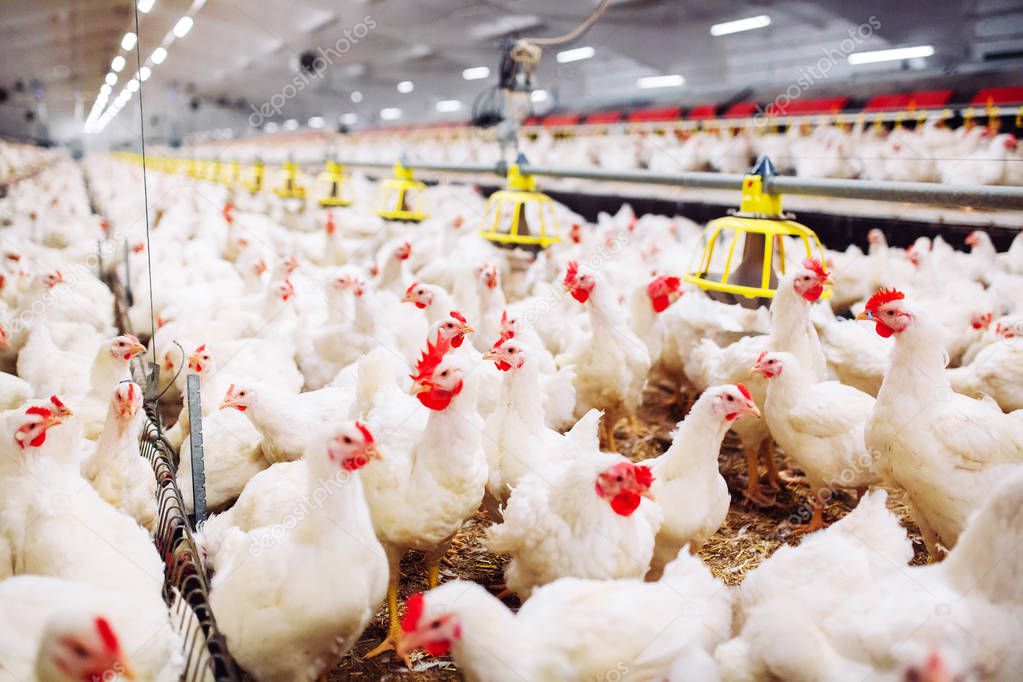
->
(855, 310), (871, 321)
(459, 325), (474, 335)
(823, 277), (834, 288)
(363, 444), (382, 461)
(410, 380), (430, 395)
(118, 659), (137, 680)
(44, 414), (66, 429)
(401, 293), (415, 303)
(219, 398), (233, 410)
(745, 402), (762, 419)
(641, 487), (656, 501)
(482, 350), (500, 361)
(129, 341), (147, 357)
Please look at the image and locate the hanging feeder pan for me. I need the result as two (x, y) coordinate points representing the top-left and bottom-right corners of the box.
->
(479, 161), (561, 250)
(272, 160), (307, 200)
(242, 161), (265, 195)
(684, 159), (830, 301)
(375, 162), (428, 222)
(316, 159), (352, 207)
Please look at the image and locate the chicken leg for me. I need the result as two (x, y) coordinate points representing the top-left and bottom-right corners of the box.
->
(364, 548), (412, 668)
(742, 447), (776, 507)
(786, 495), (826, 537)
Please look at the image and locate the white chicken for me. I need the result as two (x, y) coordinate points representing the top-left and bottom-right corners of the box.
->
(80, 382), (156, 532)
(209, 421), (387, 682)
(398, 549), (732, 682)
(487, 454), (660, 599)
(753, 351), (881, 532)
(359, 333), (487, 661)
(558, 260), (651, 451)
(0, 575), (183, 682)
(860, 288), (1023, 556)
(645, 384), (759, 578)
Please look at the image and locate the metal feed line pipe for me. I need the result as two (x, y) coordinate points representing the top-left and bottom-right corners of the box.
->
(332, 158), (1023, 212)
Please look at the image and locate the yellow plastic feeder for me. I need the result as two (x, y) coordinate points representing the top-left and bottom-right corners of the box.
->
(273, 160), (307, 199)
(375, 161), (427, 222)
(219, 160), (240, 187)
(242, 160), (265, 194)
(315, 159), (352, 207)
(684, 156), (829, 304)
(479, 157), (561, 250)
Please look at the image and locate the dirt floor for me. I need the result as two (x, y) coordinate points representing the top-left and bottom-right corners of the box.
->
(322, 376), (929, 681)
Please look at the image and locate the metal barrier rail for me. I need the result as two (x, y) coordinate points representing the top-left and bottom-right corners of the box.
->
(325, 158), (1023, 213)
(139, 413), (241, 681)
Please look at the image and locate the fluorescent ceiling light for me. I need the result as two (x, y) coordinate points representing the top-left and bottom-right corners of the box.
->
(111, 56), (125, 72)
(556, 46), (594, 63)
(637, 74), (685, 89)
(380, 107), (401, 120)
(531, 89), (548, 102)
(126, 79), (140, 93)
(100, 83), (112, 95)
(138, 66), (151, 81)
(121, 32), (137, 50)
(436, 99), (462, 112)
(105, 72), (118, 86)
(137, 0), (155, 13)
(397, 80), (414, 93)
(150, 47), (167, 64)
(350, 90), (363, 103)
(463, 66), (490, 80)
(283, 118), (299, 130)
(173, 16), (194, 38)
(308, 116), (325, 128)
(340, 113), (358, 125)
(710, 15), (771, 36)
(264, 122), (279, 132)
(848, 44), (935, 65)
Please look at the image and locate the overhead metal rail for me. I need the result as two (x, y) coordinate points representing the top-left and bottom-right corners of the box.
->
(327, 159), (1023, 212)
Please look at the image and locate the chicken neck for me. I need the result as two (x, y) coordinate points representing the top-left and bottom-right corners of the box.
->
(655, 396), (732, 480)
(880, 313), (951, 408)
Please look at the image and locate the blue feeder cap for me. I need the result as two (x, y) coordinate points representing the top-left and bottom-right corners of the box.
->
(749, 154), (778, 178)
(514, 152), (529, 165)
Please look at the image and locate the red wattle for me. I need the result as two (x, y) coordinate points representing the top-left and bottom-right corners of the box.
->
(451, 335), (464, 348)
(610, 491), (641, 516)
(424, 640), (451, 656)
(416, 380), (463, 410)
(802, 284), (824, 302)
(494, 360), (511, 372)
(570, 289), (590, 303)
(874, 321), (894, 338)
(415, 302), (427, 309)
(650, 294), (670, 313)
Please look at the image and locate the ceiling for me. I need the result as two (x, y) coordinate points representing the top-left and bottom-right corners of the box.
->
(1, 0), (1022, 144)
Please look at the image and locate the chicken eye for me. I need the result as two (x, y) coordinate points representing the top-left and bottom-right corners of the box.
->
(726, 395), (734, 401)
(616, 475), (623, 482)
(343, 436), (352, 444)
(431, 619), (442, 629)
(70, 642), (89, 657)
(440, 370), (449, 377)
(509, 348), (517, 354)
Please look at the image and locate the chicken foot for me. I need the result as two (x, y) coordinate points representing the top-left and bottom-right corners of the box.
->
(786, 494), (826, 538)
(364, 549), (412, 668)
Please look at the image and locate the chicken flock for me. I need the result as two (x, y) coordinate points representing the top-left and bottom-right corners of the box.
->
(0, 148), (1021, 682)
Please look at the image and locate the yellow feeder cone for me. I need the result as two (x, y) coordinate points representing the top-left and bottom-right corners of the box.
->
(316, 159), (352, 207)
(273, 160), (307, 199)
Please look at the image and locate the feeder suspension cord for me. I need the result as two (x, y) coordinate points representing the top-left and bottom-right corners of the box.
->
(509, 0), (612, 70)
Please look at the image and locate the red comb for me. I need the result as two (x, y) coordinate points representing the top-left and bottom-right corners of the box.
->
(95, 617), (119, 654)
(737, 383), (752, 401)
(26, 405), (52, 419)
(405, 281), (419, 297)
(449, 310), (467, 325)
(49, 395), (66, 410)
(490, 329), (515, 351)
(355, 421), (374, 444)
(633, 464), (654, 488)
(195, 344), (206, 353)
(865, 288), (905, 314)
(801, 257), (828, 279)
(402, 593), (425, 633)
(412, 332), (453, 383)
(563, 260), (580, 288)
